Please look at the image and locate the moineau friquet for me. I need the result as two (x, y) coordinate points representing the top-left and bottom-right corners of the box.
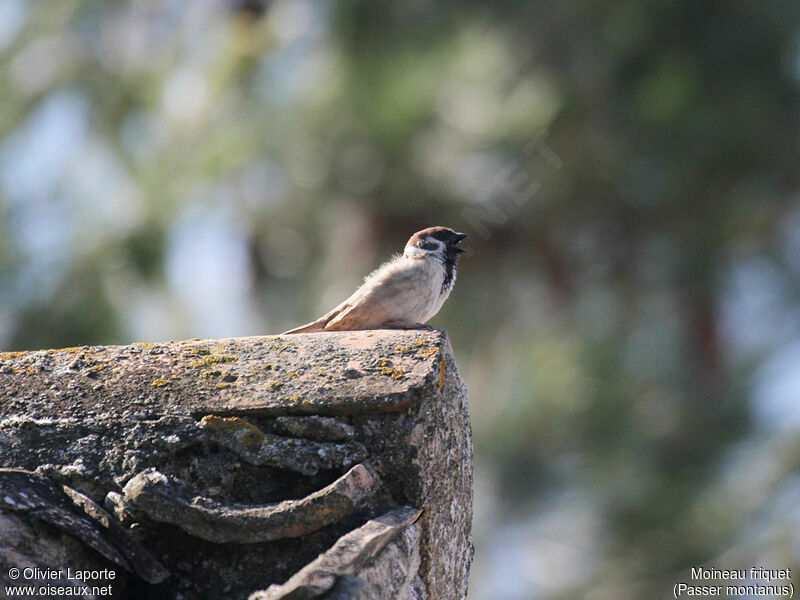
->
(283, 226), (468, 334)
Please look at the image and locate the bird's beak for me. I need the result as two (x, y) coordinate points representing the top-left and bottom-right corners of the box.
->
(450, 232), (468, 253)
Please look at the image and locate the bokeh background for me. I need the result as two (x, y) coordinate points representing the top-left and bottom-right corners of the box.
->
(2, 1), (800, 598)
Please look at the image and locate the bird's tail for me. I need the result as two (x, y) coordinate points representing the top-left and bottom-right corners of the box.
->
(282, 303), (347, 334)
(281, 319), (328, 334)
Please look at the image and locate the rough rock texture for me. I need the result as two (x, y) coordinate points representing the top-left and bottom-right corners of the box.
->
(251, 506), (423, 600)
(110, 463), (379, 544)
(0, 469), (168, 585)
(0, 330), (473, 600)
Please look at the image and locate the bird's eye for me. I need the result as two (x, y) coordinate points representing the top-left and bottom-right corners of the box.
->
(420, 241), (438, 251)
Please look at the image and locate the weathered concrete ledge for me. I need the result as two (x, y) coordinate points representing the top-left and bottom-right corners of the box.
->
(0, 330), (473, 600)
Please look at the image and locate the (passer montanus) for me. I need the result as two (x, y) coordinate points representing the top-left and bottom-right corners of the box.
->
(282, 226), (467, 333)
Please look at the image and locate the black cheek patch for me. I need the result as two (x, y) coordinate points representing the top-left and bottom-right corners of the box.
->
(420, 241), (439, 251)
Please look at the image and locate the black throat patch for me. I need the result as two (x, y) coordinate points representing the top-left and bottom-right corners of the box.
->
(441, 248), (460, 294)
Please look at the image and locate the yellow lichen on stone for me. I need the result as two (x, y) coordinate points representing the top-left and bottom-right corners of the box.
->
(380, 367), (406, 379)
(286, 371), (301, 379)
(376, 359), (393, 367)
(152, 374), (179, 387)
(394, 345), (410, 353)
(189, 354), (237, 368)
(418, 347), (440, 358)
(215, 382), (232, 389)
(266, 342), (295, 352)
(437, 356), (447, 390)
(133, 342), (160, 350)
(187, 346), (210, 356)
(289, 394), (302, 402)
(412, 338), (434, 348)
(44, 346), (89, 357)
(200, 370), (222, 379)
(264, 380), (284, 390)
(199, 415), (263, 446)
(0, 351), (30, 361)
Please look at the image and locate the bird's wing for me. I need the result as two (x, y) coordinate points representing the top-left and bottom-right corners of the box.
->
(322, 263), (421, 331)
(282, 257), (420, 334)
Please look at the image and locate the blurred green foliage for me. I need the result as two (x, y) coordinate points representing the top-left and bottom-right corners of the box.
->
(1, 1), (800, 598)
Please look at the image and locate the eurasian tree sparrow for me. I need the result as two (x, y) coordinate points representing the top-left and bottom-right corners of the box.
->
(283, 226), (467, 333)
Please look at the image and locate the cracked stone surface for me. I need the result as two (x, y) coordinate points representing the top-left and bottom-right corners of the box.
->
(250, 506), (423, 600)
(0, 330), (472, 600)
(0, 468), (168, 585)
(196, 415), (367, 476)
(113, 464), (379, 544)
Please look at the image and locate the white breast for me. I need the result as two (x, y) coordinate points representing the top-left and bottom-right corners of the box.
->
(325, 252), (453, 330)
(412, 256), (451, 323)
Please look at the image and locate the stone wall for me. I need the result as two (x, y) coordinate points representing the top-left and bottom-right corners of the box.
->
(0, 330), (472, 600)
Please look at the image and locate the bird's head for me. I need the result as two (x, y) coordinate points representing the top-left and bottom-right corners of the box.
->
(404, 226), (468, 261)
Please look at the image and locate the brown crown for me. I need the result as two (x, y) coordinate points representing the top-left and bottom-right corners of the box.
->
(406, 226), (460, 247)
